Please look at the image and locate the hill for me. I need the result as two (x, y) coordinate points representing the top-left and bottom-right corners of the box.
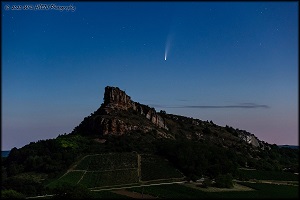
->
(2, 86), (299, 197)
(72, 86), (263, 149)
(278, 145), (299, 149)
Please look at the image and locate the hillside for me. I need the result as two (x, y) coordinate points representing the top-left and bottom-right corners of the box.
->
(2, 86), (298, 197)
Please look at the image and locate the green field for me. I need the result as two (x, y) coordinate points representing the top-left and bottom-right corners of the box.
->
(91, 190), (131, 199)
(47, 171), (85, 188)
(127, 183), (212, 198)
(127, 182), (299, 198)
(80, 170), (139, 188)
(238, 169), (298, 181)
(47, 152), (185, 189)
(75, 153), (138, 171)
(47, 153), (139, 189)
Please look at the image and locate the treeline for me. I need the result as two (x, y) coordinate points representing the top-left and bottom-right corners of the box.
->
(154, 138), (298, 180)
(154, 138), (239, 180)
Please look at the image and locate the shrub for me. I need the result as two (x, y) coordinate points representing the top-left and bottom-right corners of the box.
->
(202, 178), (212, 188)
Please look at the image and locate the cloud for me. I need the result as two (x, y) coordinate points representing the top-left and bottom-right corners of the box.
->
(150, 103), (270, 109)
(176, 99), (189, 102)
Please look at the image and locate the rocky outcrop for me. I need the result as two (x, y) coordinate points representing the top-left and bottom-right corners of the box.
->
(145, 108), (168, 130)
(237, 130), (261, 148)
(72, 86), (168, 136)
(103, 86), (133, 110)
(103, 86), (168, 130)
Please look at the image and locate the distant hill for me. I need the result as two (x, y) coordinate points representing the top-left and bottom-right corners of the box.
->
(1, 150), (10, 157)
(2, 86), (299, 197)
(278, 145), (299, 149)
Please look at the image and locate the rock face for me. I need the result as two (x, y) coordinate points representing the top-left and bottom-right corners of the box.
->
(237, 130), (262, 148)
(73, 86), (168, 136)
(103, 86), (133, 110)
(103, 86), (168, 130)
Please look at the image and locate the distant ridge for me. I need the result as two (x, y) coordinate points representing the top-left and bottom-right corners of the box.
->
(1, 150), (10, 157)
(278, 145), (299, 149)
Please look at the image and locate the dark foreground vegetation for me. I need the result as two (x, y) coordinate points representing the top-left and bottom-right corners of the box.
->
(2, 132), (298, 198)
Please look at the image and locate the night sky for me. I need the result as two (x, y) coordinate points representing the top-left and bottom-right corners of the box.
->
(2, 2), (298, 150)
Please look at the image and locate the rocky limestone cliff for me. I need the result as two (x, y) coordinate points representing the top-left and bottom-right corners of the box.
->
(72, 86), (168, 136)
(237, 130), (268, 148)
(103, 86), (133, 110)
(103, 86), (168, 130)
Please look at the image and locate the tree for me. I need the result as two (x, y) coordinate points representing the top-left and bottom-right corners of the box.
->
(202, 178), (212, 188)
(159, 110), (166, 114)
(7, 163), (19, 176)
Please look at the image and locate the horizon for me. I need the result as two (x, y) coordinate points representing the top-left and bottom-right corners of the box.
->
(2, 2), (298, 150)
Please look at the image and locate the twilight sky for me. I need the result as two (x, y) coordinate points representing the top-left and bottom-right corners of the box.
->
(2, 2), (298, 150)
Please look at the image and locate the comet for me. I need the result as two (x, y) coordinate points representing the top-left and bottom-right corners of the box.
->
(164, 33), (172, 61)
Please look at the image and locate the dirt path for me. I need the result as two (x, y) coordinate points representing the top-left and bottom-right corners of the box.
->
(77, 171), (87, 184)
(112, 189), (157, 199)
(184, 182), (255, 192)
(237, 180), (299, 186)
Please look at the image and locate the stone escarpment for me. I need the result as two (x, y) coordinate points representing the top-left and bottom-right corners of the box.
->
(103, 86), (133, 110)
(72, 86), (168, 137)
(102, 86), (168, 130)
(237, 130), (269, 149)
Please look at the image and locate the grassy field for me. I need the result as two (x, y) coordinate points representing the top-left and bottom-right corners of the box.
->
(80, 170), (139, 188)
(47, 171), (85, 188)
(127, 182), (299, 198)
(47, 153), (139, 189)
(91, 190), (131, 198)
(74, 153), (138, 171)
(238, 169), (298, 181)
(127, 183), (212, 198)
(47, 152), (185, 189)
